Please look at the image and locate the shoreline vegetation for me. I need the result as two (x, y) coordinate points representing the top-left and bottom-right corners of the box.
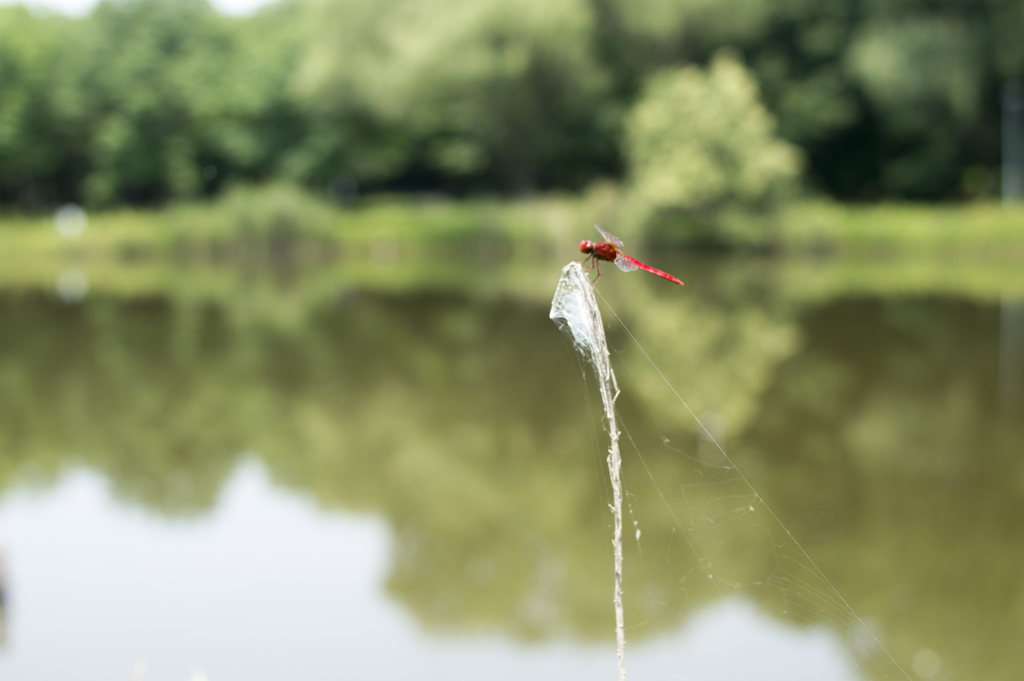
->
(3, 184), (1024, 307)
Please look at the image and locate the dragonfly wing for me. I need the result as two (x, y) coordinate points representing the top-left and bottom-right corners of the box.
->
(614, 252), (639, 272)
(594, 224), (625, 248)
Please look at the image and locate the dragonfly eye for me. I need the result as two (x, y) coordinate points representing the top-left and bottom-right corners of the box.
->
(579, 240), (593, 254)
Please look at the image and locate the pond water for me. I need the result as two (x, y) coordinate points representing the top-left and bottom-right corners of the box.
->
(0, 256), (1021, 680)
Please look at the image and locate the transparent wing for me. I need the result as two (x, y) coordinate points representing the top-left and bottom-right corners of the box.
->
(614, 251), (639, 273)
(594, 224), (624, 248)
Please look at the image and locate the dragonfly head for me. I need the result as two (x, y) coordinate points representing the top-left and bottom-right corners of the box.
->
(579, 240), (594, 254)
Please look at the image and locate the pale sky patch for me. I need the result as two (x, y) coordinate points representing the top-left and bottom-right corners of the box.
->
(0, 0), (275, 17)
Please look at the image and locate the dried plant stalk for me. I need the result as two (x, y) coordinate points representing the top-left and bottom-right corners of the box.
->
(550, 262), (625, 681)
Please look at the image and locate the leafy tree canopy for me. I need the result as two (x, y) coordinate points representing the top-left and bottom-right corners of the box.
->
(1, 0), (1023, 206)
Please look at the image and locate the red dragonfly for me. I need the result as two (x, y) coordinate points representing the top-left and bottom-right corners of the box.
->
(580, 225), (684, 286)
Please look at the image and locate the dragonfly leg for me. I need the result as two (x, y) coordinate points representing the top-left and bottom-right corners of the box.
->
(593, 260), (602, 286)
(581, 254), (596, 271)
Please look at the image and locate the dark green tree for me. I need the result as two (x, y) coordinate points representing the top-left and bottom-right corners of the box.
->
(0, 7), (82, 207)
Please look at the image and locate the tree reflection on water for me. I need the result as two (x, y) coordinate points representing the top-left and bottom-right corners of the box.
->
(0, 279), (1021, 678)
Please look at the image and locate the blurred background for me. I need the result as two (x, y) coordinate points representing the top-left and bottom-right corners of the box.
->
(0, 0), (1023, 679)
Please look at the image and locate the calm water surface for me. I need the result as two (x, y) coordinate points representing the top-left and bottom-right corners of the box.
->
(0, 257), (1021, 680)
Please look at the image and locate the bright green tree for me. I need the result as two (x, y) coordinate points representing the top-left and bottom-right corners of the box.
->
(626, 53), (800, 243)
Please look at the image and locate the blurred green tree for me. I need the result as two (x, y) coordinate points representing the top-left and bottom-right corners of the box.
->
(73, 0), (310, 204)
(295, 0), (617, 192)
(845, 17), (988, 197)
(65, 0), (238, 204)
(625, 53), (801, 243)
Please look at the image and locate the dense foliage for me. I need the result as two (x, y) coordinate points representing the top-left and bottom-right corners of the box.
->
(1, 0), (1022, 207)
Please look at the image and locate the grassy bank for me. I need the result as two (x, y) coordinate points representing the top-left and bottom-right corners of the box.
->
(4, 184), (1024, 257)
(2, 185), (1024, 313)
(780, 201), (1024, 258)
